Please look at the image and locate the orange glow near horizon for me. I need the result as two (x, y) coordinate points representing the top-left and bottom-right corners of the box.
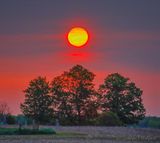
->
(67, 27), (89, 47)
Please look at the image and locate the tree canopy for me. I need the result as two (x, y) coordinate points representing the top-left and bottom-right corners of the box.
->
(99, 73), (146, 124)
(21, 65), (146, 126)
(20, 77), (54, 129)
(51, 65), (98, 125)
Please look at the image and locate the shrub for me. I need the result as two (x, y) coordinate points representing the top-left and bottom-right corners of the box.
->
(16, 128), (56, 135)
(95, 111), (122, 126)
(0, 128), (56, 135)
(0, 128), (17, 135)
(6, 115), (16, 125)
(138, 117), (160, 129)
(147, 117), (160, 128)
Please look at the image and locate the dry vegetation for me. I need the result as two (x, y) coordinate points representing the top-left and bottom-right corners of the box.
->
(0, 126), (160, 143)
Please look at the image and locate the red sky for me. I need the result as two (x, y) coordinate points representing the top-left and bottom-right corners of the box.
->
(0, 0), (160, 116)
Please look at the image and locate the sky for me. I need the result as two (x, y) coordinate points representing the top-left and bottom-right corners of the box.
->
(0, 0), (160, 116)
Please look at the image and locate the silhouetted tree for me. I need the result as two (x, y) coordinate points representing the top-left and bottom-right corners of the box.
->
(51, 72), (74, 125)
(0, 102), (10, 115)
(20, 77), (53, 130)
(0, 102), (10, 124)
(51, 65), (98, 125)
(99, 73), (145, 124)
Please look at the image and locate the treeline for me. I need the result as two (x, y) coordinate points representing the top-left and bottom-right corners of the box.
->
(20, 65), (145, 129)
(0, 114), (32, 125)
(0, 102), (32, 125)
(137, 116), (160, 129)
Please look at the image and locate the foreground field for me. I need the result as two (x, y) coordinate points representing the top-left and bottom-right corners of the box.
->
(0, 126), (160, 143)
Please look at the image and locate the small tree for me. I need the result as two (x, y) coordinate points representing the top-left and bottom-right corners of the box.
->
(0, 102), (10, 115)
(99, 73), (145, 125)
(0, 102), (10, 124)
(20, 77), (53, 130)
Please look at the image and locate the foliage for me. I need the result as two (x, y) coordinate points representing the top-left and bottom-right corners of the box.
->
(15, 128), (56, 135)
(99, 73), (146, 125)
(0, 128), (16, 135)
(6, 115), (16, 124)
(19, 65), (146, 126)
(20, 77), (54, 130)
(15, 114), (33, 125)
(0, 127), (55, 135)
(95, 111), (122, 126)
(138, 116), (160, 128)
(51, 65), (98, 125)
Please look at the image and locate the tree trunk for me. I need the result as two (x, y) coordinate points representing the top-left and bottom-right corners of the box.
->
(77, 107), (81, 125)
(32, 119), (39, 131)
(18, 123), (22, 131)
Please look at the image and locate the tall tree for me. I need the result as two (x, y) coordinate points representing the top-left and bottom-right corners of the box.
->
(51, 65), (98, 125)
(51, 72), (74, 125)
(99, 73), (145, 124)
(20, 77), (53, 130)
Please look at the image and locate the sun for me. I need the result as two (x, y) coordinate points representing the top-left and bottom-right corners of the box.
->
(67, 27), (89, 47)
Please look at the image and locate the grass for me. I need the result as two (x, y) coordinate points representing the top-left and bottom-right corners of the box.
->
(0, 126), (160, 142)
(0, 127), (56, 135)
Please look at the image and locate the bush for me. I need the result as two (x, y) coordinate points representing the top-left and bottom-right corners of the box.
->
(0, 128), (17, 135)
(0, 128), (56, 135)
(6, 115), (16, 125)
(148, 117), (160, 128)
(137, 117), (160, 129)
(16, 128), (56, 135)
(95, 112), (122, 126)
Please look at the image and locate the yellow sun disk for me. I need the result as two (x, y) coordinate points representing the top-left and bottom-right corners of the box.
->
(68, 27), (88, 47)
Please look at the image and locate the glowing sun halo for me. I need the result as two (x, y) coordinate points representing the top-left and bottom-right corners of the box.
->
(67, 27), (89, 47)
